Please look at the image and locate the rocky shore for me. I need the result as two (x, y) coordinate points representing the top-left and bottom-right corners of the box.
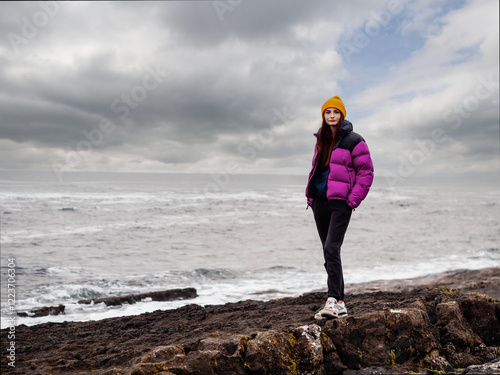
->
(2, 267), (499, 375)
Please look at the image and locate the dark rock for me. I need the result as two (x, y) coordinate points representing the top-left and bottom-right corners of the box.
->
(17, 304), (65, 317)
(77, 288), (198, 306)
(1, 267), (499, 375)
(460, 358), (500, 374)
(345, 267), (500, 301)
(16, 289), (198, 319)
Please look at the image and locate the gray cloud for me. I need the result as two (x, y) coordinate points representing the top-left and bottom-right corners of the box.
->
(0, 0), (498, 178)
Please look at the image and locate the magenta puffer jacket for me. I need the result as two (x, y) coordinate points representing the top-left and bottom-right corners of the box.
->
(306, 120), (374, 209)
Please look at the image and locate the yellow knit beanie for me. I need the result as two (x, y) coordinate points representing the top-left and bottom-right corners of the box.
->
(321, 96), (346, 119)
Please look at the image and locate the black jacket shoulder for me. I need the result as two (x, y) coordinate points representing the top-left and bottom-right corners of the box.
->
(339, 131), (365, 152)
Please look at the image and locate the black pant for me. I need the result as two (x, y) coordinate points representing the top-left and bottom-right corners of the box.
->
(311, 198), (352, 301)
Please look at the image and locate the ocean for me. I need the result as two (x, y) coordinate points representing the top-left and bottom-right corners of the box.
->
(1, 171), (498, 329)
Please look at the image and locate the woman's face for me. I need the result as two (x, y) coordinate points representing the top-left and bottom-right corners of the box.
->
(324, 107), (342, 128)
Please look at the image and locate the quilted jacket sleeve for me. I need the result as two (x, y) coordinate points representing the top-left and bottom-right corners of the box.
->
(347, 141), (374, 209)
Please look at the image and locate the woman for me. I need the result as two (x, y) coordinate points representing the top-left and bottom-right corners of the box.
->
(305, 95), (374, 320)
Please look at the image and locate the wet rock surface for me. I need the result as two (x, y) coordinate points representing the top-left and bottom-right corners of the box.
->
(16, 304), (66, 318)
(77, 288), (198, 306)
(15, 288), (198, 318)
(2, 267), (498, 375)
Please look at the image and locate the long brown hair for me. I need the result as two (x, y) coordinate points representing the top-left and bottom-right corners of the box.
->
(316, 113), (344, 168)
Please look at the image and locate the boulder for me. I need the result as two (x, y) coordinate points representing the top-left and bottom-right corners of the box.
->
(78, 288), (198, 306)
(17, 304), (65, 317)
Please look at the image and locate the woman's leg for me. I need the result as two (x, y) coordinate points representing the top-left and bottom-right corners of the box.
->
(312, 198), (330, 247)
(313, 199), (352, 301)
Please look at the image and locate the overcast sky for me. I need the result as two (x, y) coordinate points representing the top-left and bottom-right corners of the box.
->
(1, 0), (498, 182)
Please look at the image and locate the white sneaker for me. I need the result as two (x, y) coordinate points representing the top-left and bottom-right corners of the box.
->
(314, 297), (348, 320)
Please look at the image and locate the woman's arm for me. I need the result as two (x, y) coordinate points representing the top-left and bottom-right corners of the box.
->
(347, 141), (374, 209)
